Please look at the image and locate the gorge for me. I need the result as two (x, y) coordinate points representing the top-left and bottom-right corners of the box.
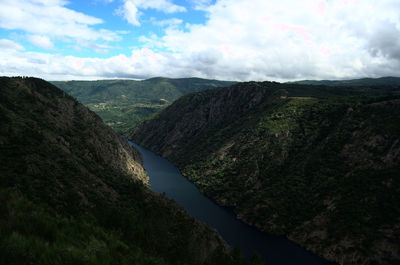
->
(131, 80), (400, 265)
(132, 142), (338, 265)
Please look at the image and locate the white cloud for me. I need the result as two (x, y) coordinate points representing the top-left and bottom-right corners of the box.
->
(1, 0), (400, 81)
(0, 39), (24, 51)
(136, 0), (186, 13)
(156, 0), (400, 80)
(28, 35), (54, 49)
(79, 42), (113, 54)
(0, 0), (119, 42)
(189, 0), (213, 10)
(118, 0), (186, 26)
(118, 0), (141, 26)
(152, 18), (183, 28)
(139, 33), (164, 49)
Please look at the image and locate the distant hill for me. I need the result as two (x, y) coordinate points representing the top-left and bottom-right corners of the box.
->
(0, 77), (251, 265)
(132, 81), (400, 265)
(52, 77), (236, 136)
(290, 76), (400, 87)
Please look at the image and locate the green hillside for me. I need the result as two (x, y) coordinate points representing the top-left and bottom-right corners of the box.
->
(52, 77), (236, 136)
(0, 77), (252, 265)
(291, 76), (400, 87)
(131, 81), (400, 265)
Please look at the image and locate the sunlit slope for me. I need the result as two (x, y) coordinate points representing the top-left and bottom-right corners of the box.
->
(52, 77), (236, 136)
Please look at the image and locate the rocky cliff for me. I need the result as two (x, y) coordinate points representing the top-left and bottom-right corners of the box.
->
(131, 81), (400, 265)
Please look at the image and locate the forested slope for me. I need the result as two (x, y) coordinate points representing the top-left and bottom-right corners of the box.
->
(52, 77), (235, 136)
(132, 81), (400, 265)
(0, 77), (250, 265)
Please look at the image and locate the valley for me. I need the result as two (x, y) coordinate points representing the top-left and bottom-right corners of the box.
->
(131, 79), (400, 265)
(2, 76), (399, 265)
(132, 142), (337, 265)
(52, 78), (235, 137)
(2, 1), (400, 264)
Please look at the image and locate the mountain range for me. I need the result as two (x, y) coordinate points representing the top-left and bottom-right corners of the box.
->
(290, 76), (400, 87)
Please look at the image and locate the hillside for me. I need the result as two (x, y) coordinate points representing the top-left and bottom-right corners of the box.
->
(52, 77), (236, 136)
(0, 77), (252, 265)
(131, 81), (400, 265)
(291, 76), (400, 87)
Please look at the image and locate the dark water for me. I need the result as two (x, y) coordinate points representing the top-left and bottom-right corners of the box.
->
(130, 142), (337, 265)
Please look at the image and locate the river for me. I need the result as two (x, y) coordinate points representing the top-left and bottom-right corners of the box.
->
(130, 142), (337, 265)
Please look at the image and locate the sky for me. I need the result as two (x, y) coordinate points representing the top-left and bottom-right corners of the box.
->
(0, 0), (399, 81)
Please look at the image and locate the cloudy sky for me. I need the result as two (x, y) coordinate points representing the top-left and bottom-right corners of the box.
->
(0, 0), (399, 81)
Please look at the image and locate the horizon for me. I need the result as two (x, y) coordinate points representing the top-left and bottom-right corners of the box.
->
(9, 75), (400, 83)
(1, 0), (400, 81)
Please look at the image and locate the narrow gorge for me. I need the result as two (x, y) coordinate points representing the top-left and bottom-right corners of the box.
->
(131, 81), (400, 265)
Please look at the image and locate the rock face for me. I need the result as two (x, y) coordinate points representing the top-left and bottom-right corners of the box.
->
(0, 77), (243, 265)
(132, 81), (400, 265)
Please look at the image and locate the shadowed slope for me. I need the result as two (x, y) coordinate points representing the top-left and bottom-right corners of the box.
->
(0, 77), (251, 265)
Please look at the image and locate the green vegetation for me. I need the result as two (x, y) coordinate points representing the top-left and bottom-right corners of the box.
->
(52, 77), (236, 136)
(132, 80), (400, 265)
(0, 77), (255, 265)
(290, 76), (400, 88)
(0, 190), (168, 265)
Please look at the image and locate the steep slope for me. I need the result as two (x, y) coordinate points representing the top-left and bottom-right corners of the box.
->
(131, 81), (400, 265)
(0, 77), (250, 265)
(52, 77), (236, 136)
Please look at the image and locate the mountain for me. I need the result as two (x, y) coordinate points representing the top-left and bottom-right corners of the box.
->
(131, 81), (400, 265)
(0, 77), (252, 265)
(290, 76), (400, 87)
(52, 77), (236, 136)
